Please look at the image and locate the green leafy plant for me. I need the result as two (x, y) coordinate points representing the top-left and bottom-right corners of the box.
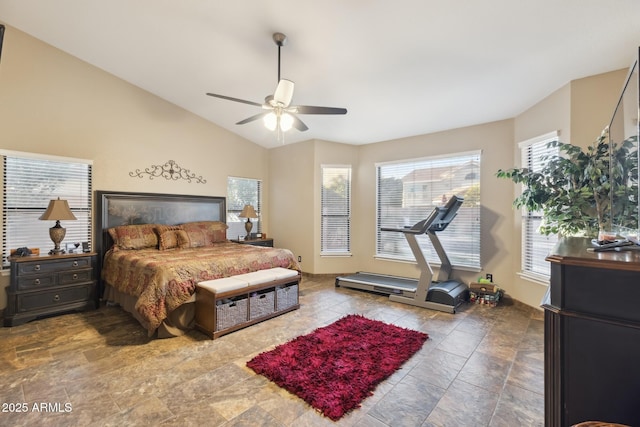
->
(497, 128), (638, 237)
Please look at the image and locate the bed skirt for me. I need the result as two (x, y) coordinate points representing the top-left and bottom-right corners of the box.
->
(103, 284), (196, 338)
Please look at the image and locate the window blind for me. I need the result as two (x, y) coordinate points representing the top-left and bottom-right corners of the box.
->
(519, 132), (559, 280)
(376, 151), (481, 269)
(227, 177), (262, 240)
(321, 165), (351, 255)
(2, 151), (92, 267)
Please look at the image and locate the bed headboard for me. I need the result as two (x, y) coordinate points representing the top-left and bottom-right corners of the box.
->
(95, 190), (226, 263)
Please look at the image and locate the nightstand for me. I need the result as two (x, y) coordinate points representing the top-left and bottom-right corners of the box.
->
(230, 238), (274, 247)
(4, 252), (98, 327)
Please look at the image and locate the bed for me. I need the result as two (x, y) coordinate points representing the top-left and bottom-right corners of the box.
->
(96, 190), (300, 338)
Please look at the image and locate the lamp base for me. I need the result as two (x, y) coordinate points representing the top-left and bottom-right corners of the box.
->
(245, 218), (253, 240)
(49, 222), (67, 256)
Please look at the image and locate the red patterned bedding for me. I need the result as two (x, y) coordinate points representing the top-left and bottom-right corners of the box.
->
(101, 242), (300, 335)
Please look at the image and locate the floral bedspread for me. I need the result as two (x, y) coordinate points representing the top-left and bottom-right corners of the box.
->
(101, 242), (300, 334)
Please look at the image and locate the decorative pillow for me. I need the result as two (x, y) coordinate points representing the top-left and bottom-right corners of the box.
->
(108, 224), (159, 250)
(154, 225), (189, 251)
(180, 221), (228, 247)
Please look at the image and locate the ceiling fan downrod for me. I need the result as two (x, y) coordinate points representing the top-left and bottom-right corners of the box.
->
(273, 32), (287, 83)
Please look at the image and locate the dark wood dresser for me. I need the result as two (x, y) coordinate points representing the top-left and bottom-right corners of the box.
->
(543, 237), (640, 426)
(4, 252), (97, 327)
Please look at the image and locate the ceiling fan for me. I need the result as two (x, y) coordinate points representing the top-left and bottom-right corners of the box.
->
(206, 32), (347, 135)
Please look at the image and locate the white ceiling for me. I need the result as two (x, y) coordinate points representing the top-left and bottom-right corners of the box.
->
(1, 1), (640, 149)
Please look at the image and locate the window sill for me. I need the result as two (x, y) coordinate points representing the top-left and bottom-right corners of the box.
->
(320, 252), (352, 258)
(517, 271), (549, 286)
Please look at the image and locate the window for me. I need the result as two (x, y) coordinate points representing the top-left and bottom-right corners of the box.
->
(2, 151), (92, 267)
(227, 177), (262, 239)
(519, 132), (559, 280)
(377, 151), (481, 269)
(321, 165), (351, 255)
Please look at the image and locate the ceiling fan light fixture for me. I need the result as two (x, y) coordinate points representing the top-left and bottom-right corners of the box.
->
(280, 113), (294, 132)
(274, 79), (294, 107)
(263, 112), (278, 131)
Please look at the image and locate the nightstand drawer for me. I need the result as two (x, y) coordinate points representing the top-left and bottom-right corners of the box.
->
(59, 268), (93, 285)
(248, 239), (273, 247)
(17, 257), (91, 275)
(16, 275), (56, 290)
(16, 285), (92, 312)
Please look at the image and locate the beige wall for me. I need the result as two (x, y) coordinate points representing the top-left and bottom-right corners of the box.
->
(0, 24), (631, 312)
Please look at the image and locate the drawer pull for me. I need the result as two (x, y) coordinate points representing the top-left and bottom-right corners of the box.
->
(72, 274), (78, 280)
(53, 294), (60, 302)
(34, 279), (41, 285)
(72, 261), (79, 267)
(34, 265), (41, 271)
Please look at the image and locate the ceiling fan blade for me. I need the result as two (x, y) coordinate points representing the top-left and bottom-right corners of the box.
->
(292, 105), (347, 115)
(206, 93), (263, 107)
(236, 112), (269, 125)
(291, 114), (309, 131)
(273, 79), (294, 107)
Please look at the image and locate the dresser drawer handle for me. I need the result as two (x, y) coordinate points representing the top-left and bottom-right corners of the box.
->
(72, 261), (79, 267)
(34, 279), (41, 285)
(53, 294), (60, 302)
(72, 274), (78, 280)
(34, 265), (41, 271)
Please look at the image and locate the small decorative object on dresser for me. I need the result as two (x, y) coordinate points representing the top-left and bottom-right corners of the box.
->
(230, 237), (274, 247)
(4, 252), (98, 327)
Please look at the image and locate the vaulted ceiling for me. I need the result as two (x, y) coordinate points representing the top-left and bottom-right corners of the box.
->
(1, 1), (640, 148)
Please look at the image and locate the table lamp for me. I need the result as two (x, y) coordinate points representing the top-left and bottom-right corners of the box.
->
(239, 204), (258, 240)
(39, 198), (77, 255)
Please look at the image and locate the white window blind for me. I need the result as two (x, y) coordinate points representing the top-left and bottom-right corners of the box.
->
(321, 165), (351, 255)
(227, 177), (262, 240)
(2, 151), (92, 267)
(519, 132), (559, 280)
(377, 151), (481, 269)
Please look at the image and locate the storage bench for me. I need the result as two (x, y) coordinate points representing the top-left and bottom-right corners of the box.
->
(195, 267), (300, 339)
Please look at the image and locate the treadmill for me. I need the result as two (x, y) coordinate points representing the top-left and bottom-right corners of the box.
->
(336, 195), (469, 313)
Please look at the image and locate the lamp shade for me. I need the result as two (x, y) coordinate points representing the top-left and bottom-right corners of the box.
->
(239, 204), (258, 219)
(39, 198), (77, 221)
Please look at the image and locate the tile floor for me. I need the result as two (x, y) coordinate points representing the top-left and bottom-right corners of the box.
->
(0, 275), (545, 426)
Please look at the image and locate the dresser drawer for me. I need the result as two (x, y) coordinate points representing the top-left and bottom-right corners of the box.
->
(16, 285), (93, 312)
(16, 274), (57, 290)
(59, 268), (93, 285)
(17, 257), (92, 275)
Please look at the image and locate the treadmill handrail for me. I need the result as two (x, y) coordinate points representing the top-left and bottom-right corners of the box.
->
(381, 209), (440, 235)
(380, 195), (464, 236)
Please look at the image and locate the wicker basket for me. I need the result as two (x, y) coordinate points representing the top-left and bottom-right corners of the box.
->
(249, 290), (275, 320)
(276, 283), (298, 311)
(215, 297), (248, 331)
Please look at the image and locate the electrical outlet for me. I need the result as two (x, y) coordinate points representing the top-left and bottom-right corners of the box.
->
(486, 273), (493, 282)
(298, 256), (302, 263)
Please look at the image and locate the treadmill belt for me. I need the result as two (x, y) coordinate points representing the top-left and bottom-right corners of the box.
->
(337, 273), (417, 291)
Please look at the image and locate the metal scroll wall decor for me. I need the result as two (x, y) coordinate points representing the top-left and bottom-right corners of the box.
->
(129, 160), (207, 184)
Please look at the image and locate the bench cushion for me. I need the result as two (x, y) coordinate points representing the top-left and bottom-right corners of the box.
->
(197, 268), (299, 293)
(269, 267), (299, 280)
(198, 276), (248, 294)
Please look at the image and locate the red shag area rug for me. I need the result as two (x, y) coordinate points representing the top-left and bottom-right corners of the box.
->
(246, 314), (428, 420)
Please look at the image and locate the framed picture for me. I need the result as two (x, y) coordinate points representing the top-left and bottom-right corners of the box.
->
(66, 242), (81, 253)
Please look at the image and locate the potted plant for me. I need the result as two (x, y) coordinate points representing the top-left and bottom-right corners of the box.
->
(496, 128), (638, 237)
